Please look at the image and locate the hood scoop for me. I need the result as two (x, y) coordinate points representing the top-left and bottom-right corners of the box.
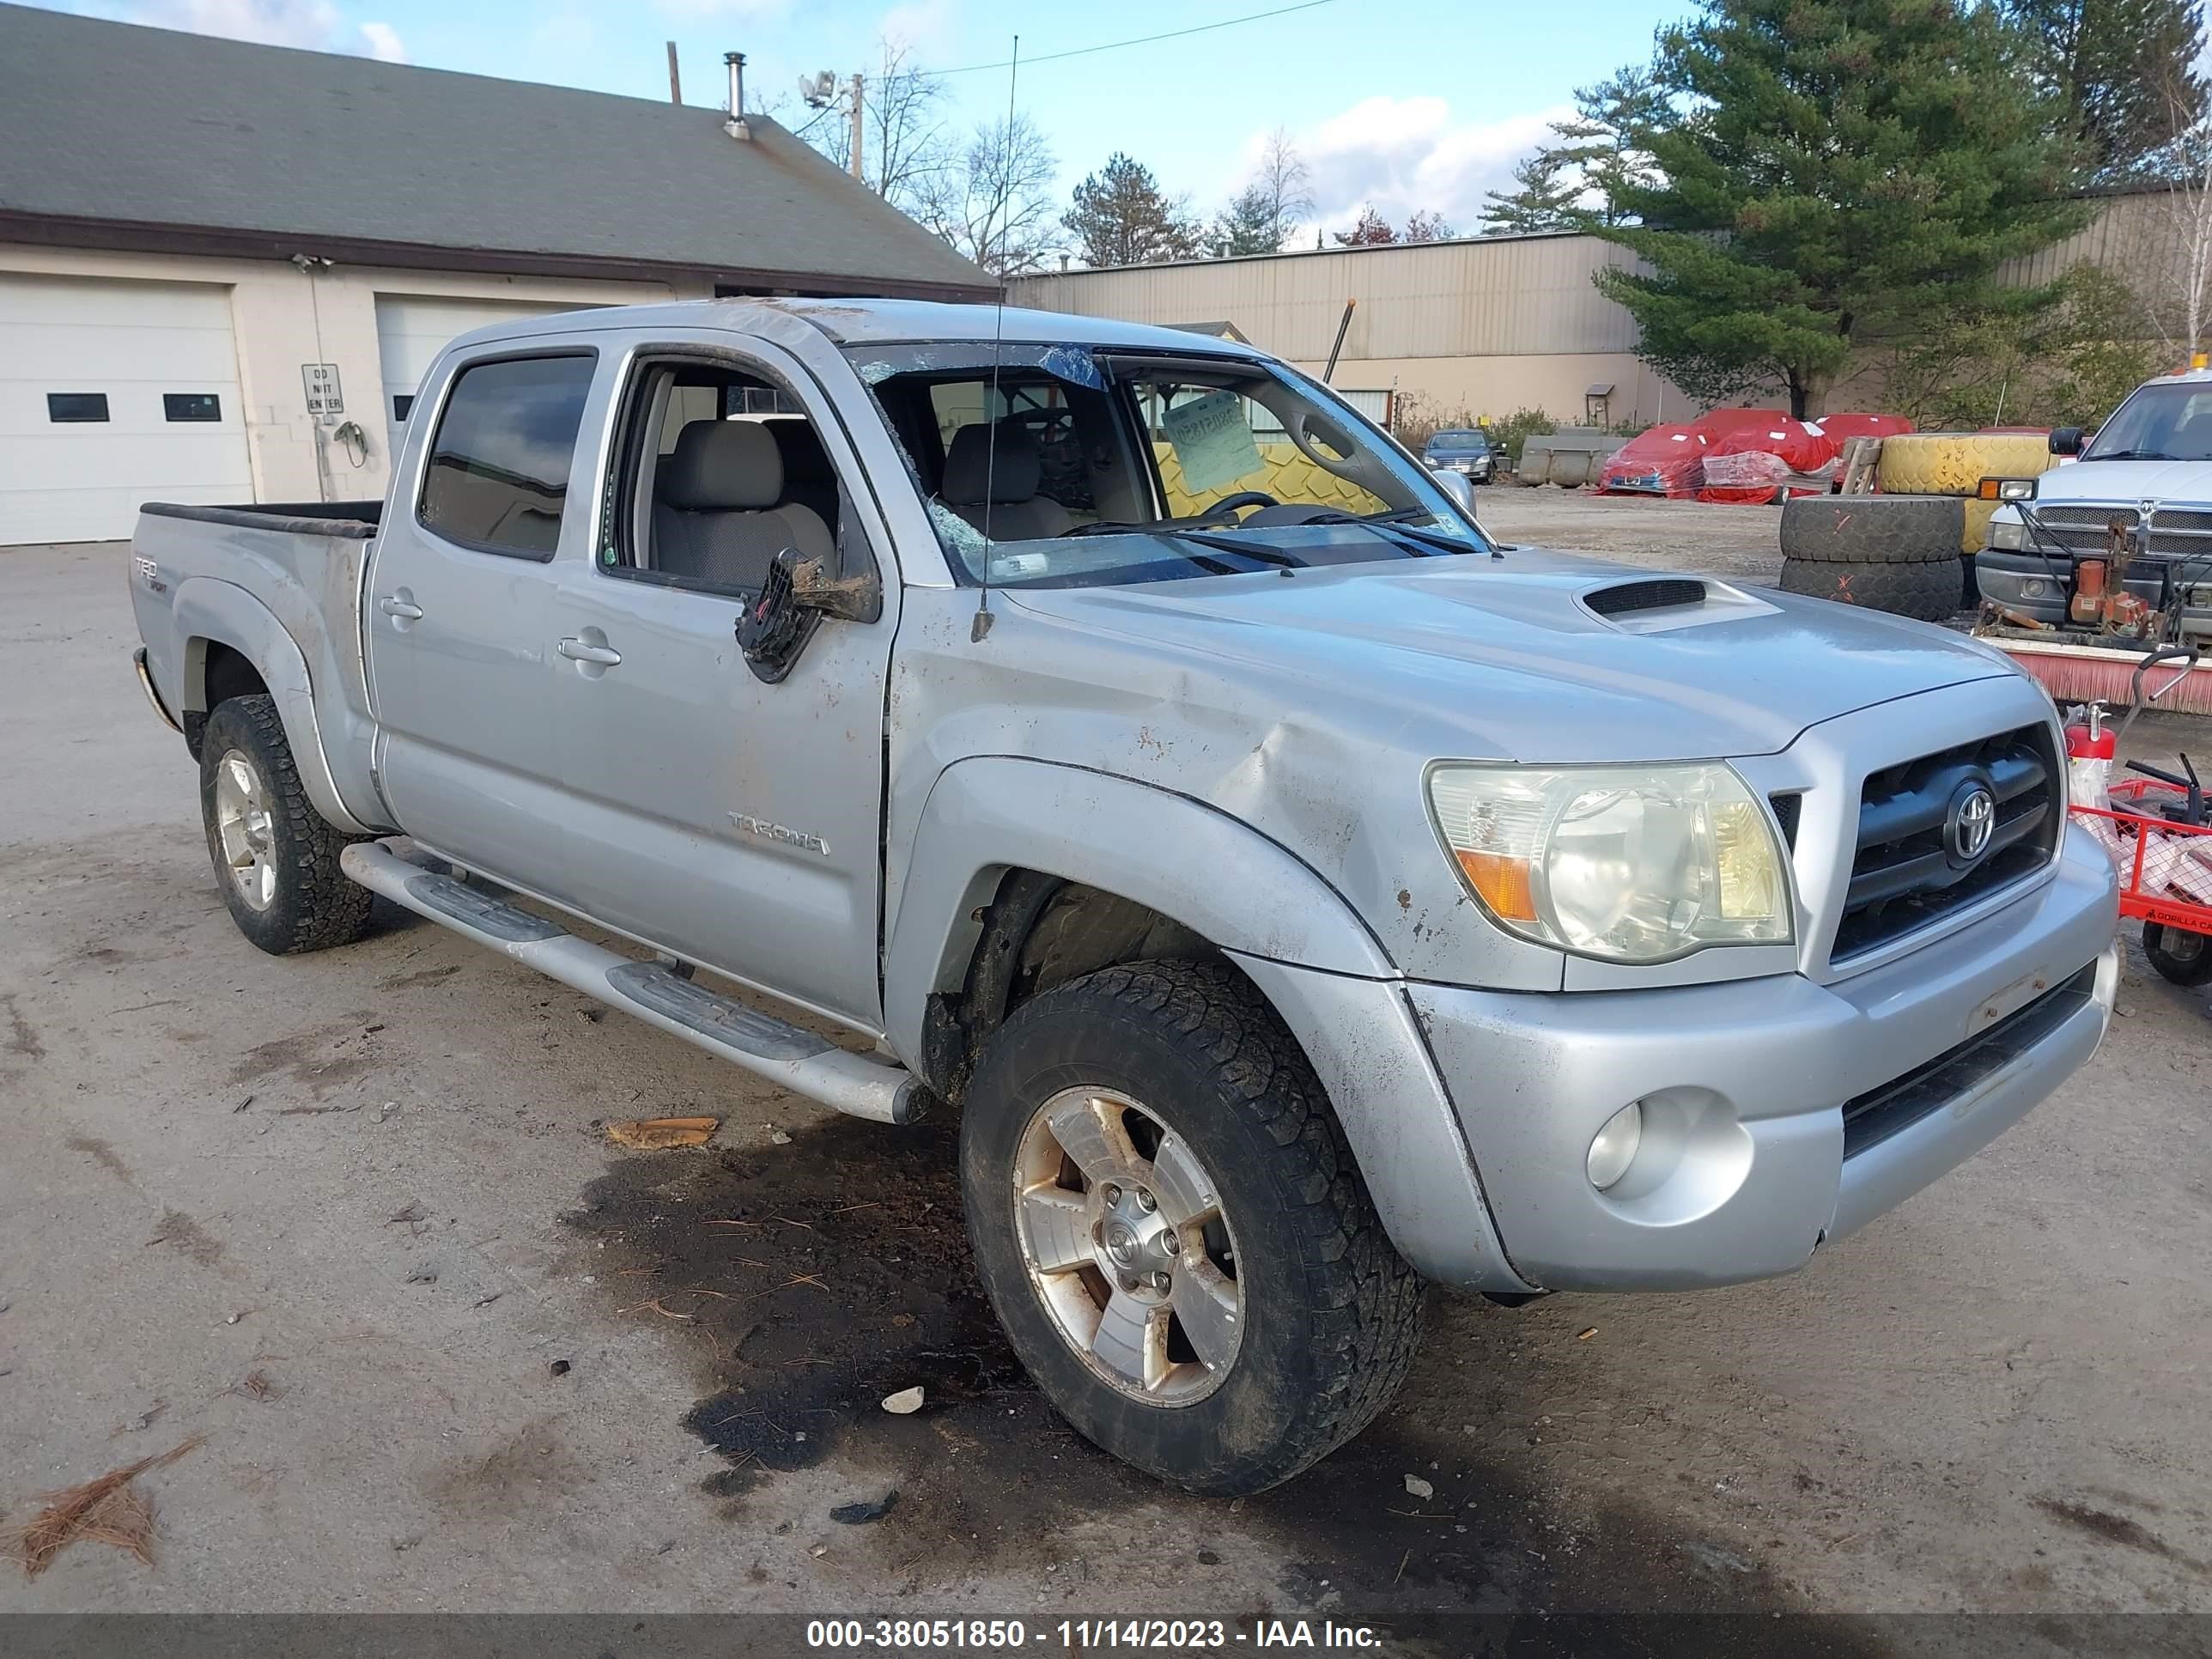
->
(1577, 575), (1778, 635)
(1583, 577), (1707, 617)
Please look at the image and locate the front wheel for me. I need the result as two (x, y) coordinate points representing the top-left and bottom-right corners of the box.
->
(2143, 921), (2212, 987)
(960, 959), (1421, 1494)
(198, 695), (373, 955)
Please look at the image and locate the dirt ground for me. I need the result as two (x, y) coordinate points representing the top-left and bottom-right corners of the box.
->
(3, 512), (2210, 1632)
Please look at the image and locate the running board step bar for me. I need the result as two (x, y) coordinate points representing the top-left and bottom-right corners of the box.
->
(339, 841), (921, 1125)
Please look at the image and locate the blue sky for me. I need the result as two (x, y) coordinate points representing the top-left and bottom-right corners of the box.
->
(54, 0), (1686, 235)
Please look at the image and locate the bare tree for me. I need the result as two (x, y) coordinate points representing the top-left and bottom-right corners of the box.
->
(1253, 128), (1314, 247)
(2129, 58), (2212, 361)
(918, 112), (1062, 276)
(803, 39), (954, 215)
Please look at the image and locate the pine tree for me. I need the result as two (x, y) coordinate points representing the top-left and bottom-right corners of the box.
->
(1064, 153), (1204, 268)
(1590, 0), (2091, 416)
(2006, 0), (2208, 179)
(1480, 149), (1583, 234)
(1214, 184), (1283, 255)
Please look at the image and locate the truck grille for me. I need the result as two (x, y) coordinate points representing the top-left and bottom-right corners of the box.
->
(2022, 503), (2212, 562)
(1831, 725), (2058, 963)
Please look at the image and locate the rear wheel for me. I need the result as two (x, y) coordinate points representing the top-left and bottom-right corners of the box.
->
(959, 959), (1421, 1494)
(2143, 921), (2212, 986)
(198, 695), (373, 955)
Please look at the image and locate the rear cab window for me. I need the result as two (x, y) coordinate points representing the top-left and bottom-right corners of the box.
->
(417, 353), (597, 558)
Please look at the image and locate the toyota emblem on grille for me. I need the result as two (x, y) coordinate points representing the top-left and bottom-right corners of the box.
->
(1948, 781), (1996, 865)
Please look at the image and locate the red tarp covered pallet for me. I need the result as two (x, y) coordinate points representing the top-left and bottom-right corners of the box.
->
(1596, 424), (1709, 496)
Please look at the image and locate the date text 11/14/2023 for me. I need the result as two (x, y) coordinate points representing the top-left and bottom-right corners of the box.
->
(805, 1619), (1385, 1650)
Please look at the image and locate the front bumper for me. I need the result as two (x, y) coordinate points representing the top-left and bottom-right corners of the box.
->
(1978, 550), (2212, 639)
(1404, 827), (2118, 1291)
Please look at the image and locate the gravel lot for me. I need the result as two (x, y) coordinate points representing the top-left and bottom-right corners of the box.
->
(3, 510), (2209, 1628)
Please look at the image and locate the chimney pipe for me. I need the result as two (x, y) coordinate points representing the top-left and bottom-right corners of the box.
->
(723, 52), (750, 139)
(666, 40), (681, 105)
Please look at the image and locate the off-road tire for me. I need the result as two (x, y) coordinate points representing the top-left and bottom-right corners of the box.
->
(960, 958), (1422, 1495)
(1779, 495), (1963, 564)
(2142, 921), (2212, 987)
(1875, 432), (2053, 496)
(198, 695), (373, 955)
(1778, 555), (1960, 623)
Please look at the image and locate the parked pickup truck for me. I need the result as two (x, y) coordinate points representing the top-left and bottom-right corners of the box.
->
(1976, 365), (2212, 645)
(130, 299), (2118, 1493)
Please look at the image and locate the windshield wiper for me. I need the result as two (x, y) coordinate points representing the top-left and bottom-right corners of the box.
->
(2084, 449), (2178, 462)
(1056, 520), (1304, 568)
(1335, 508), (1502, 560)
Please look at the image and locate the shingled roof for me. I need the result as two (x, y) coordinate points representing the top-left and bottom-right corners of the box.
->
(0, 3), (995, 299)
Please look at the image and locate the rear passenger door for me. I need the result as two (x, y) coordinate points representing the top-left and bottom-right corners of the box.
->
(364, 348), (597, 903)
(546, 337), (898, 1030)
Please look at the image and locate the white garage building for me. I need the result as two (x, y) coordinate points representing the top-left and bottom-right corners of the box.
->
(0, 3), (994, 545)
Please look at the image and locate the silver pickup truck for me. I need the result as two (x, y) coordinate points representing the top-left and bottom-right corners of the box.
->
(129, 299), (2118, 1493)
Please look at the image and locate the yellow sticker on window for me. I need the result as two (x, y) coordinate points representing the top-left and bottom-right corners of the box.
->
(1161, 390), (1266, 496)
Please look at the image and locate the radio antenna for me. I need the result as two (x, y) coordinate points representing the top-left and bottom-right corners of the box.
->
(971, 33), (1018, 644)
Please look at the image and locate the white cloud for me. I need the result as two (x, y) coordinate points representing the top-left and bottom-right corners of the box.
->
(131, 0), (342, 49)
(1287, 94), (1572, 239)
(357, 19), (404, 61)
(878, 0), (955, 55)
(126, 0), (406, 62)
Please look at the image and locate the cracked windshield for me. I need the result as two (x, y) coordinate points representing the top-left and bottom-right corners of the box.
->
(848, 343), (1490, 587)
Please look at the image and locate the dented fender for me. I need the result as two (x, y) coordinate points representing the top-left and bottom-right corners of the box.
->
(883, 756), (1397, 1062)
(880, 755), (1528, 1290)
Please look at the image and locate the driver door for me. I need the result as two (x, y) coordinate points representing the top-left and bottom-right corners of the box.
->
(548, 335), (897, 1030)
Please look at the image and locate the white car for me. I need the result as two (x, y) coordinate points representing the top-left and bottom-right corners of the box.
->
(1975, 365), (2212, 642)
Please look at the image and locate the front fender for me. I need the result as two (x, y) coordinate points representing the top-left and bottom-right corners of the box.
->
(884, 757), (1397, 1060)
(173, 578), (377, 837)
(882, 757), (1528, 1290)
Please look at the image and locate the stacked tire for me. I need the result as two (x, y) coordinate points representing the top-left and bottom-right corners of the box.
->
(1778, 495), (1967, 622)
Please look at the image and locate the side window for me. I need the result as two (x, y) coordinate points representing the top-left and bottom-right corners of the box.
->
(418, 353), (595, 558)
(603, 356), (865, 600)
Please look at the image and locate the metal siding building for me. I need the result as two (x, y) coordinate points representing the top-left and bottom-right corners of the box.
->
(1012, 191), (2177, 431)
(1014, 233), (1699, 431)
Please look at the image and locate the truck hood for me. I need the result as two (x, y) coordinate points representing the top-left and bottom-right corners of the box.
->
(2035, 457), (2212, 504)
(1006, 547), (2018, 763)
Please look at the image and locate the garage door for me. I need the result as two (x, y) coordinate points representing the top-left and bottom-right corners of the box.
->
(375, 295), (580, 456)
(0, 273), (253, 545)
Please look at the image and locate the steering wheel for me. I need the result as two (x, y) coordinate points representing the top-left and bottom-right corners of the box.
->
(1196, 489), (1279, 524)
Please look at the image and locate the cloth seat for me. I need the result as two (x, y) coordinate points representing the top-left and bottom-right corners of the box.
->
(653, 421), (833, 590)
(939, 422), (1073, 542)
(769, 419), (842, 535)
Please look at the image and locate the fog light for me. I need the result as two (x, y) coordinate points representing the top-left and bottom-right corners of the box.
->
(2023, 578), (2047, 599)
(1587, 1101), (1644, 1191)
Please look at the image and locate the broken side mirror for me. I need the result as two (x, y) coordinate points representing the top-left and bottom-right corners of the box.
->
(735, 547), (883, 684)
(2048, 426), (2085, 456)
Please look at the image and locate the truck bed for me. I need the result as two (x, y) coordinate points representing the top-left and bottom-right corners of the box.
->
(131, 497), (389, 835)
(141, 499), (384, 537)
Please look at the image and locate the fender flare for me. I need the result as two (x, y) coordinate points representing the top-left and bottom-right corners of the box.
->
(173, 578), (377, 837)
(882, 756), (1528, 1291)
(884, 756), (1396, 1060)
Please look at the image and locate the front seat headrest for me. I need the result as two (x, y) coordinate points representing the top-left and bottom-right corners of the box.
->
(659, 421), (784, 510)
(941, 422), (1043, 506)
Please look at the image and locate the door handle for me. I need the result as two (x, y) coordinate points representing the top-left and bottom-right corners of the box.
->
(378, 594), (423, 620)
(557, 636), (623, 667)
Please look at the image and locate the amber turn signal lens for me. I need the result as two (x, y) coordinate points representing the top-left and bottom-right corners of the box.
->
(1455, 848), (1537, 921)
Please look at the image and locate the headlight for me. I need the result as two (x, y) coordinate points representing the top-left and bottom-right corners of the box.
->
(1427, 763), (1793, 963)
(1985, 516), (2027, 552)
